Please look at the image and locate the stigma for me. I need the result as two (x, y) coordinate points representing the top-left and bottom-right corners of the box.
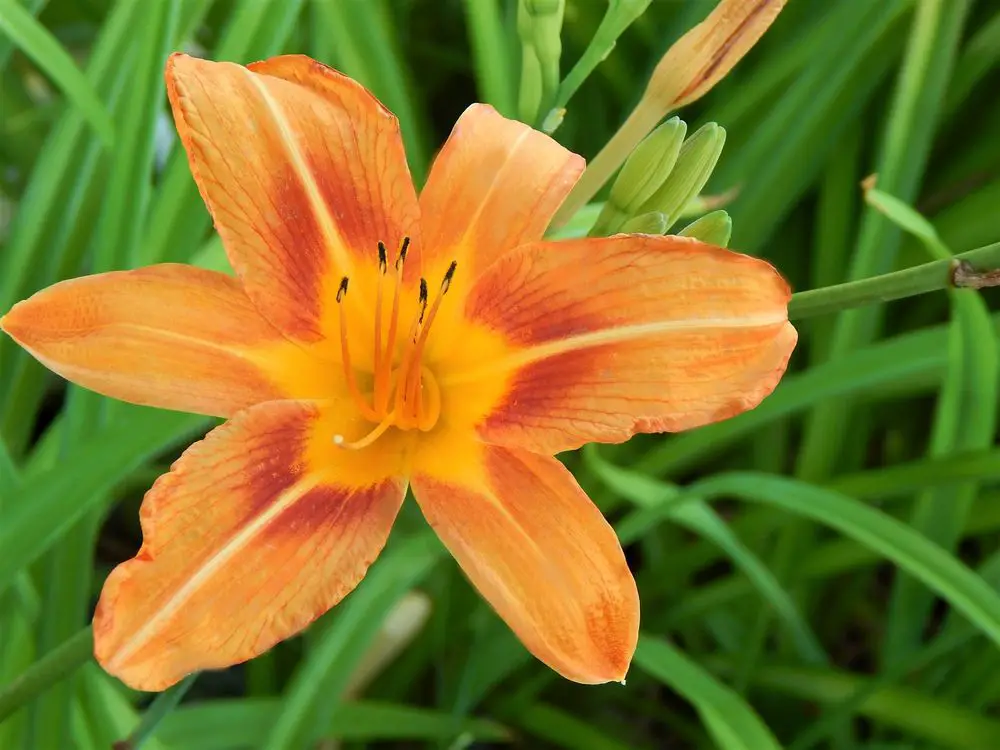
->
(333, 238), (455, 449)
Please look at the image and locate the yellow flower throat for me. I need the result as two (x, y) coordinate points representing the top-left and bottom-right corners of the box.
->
(334, 237), (455, 449)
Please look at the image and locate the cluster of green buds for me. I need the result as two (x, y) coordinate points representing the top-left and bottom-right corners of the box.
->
(589, 117), (731, 247)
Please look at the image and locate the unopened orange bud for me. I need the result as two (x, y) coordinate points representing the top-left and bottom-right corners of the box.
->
(649, 0), (788, 110)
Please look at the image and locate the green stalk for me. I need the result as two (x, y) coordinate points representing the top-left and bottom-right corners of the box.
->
(0, 627), (93, 723)
(788, 241), (1000, 321)
(543, 0), (652, 129)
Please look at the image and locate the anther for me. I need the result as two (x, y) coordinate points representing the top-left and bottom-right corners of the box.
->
(336, 276), (349, 302)
(441, 261), (457, 293)
(395, 236), (410, 270)
(377, 242), (388, 273)
(417, 279), (428, 325)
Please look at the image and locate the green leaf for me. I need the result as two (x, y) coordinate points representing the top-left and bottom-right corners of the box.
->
(864, 186), (950, 260)
(512, 701), (634, 750)
(690, 473), (1000, 652)
(0, 409), (208, 593)
(796, 0), (970, 481)
(859, 189), (1000, 667)
(261, 532), (445, 750)
(0, 0), (114, 146)
(461, 0), (516, 116)
(586, 447), (827, 665)
(634, 635), (782, 750)
(139, 0), (311, 269)
(716, 661), (1000, 750)
(76, 665), (169, 750)
(0, 0), (44, 72)
(159, 699), (509, 749)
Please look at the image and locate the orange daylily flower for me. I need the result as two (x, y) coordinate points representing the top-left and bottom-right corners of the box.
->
(1, 54), (797, 691)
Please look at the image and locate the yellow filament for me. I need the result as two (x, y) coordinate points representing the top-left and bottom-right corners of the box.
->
(373, 257), (384, 380)
(393, 310), (424, 430)
(404, 284), (446, 414)
(338, 292), (379, 422)
(375, 245), (406, 414)
(333, 410), (397, 450)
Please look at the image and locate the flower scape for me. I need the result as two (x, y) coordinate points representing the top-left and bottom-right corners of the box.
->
(1, 53), (796, 690)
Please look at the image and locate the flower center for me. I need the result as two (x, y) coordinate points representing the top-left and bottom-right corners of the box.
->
(333, 237), (456, 449)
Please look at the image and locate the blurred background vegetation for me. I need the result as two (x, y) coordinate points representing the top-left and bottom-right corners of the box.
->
(2, 0), (1000, 748)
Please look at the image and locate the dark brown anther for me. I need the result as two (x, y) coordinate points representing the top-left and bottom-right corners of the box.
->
(441, 260), (458, 293)
(336, 276), (349, 302)
(377, 241), (388, 273)
(418, 278), (428, 323)
(396, 236), (411, 270)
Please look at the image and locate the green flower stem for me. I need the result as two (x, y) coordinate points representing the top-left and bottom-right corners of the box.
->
(551, 98), (663, 227)
(544, 0), (652, 128)
(0, 626), (92, 722)
(788, 242), (1000, 321)
(118, 673), (198, 750)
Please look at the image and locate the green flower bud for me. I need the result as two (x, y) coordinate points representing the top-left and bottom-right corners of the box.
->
(678, 210), (732, 247)
(620, 211), (668, 235)
(589, 117), (686, 237)
(611, 117), (686, 215)
(640, 122), (726, 229)
(587, 203), (628, 238)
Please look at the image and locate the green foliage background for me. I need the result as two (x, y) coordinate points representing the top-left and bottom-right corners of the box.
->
(1, 0), (1000, 748)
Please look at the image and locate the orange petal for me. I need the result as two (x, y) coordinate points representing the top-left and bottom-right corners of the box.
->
(450, 235), (797, 454)
(0, 264), (332, 417)
(411, 441), (638, 683)
(94, 400), (407, 691)
(419, 104), (584, 279)
(166, 53), (420, 341)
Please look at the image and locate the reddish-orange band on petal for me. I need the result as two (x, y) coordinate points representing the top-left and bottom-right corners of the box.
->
(411, 441), (638, 684)
(419, 104), (584, 280)
(454, 235), (797, 454)
(94, 400), (406, 691)
(166, 53), (420, 341)
(0, 264), (328, 417)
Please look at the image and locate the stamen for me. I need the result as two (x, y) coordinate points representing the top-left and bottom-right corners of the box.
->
(404, 263), (456, 415)
(333, 410), (397, 450)
(417, 278), (428, 328)
(374, 241), (388, 379)
(375, 237), (410, 414)
(336, 277), (379, 422)
(391, 281), (426, 427)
